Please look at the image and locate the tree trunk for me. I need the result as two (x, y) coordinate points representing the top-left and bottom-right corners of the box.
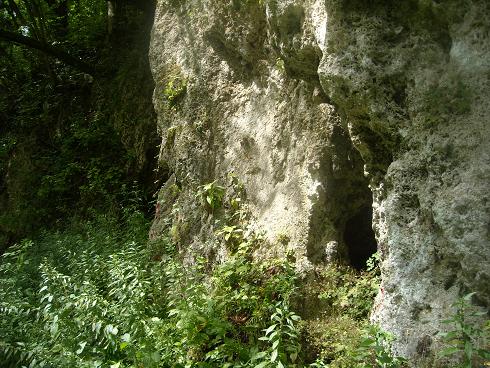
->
(107, 1), (115, 35)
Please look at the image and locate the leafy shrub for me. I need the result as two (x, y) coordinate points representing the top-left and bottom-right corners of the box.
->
(354, 325), (407, 368)
(438, 292), (490, 368)
(258, 301), (302, 367)
(0, 213), (163, 367)
(159, 239), (300, 367)
(0, 208), (305, 368)
(316, 259), (380, 320)
(303, 316), (366, 367)
(299, 254), (382, 367)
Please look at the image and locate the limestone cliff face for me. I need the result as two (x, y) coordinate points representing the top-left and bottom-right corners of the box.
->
(149, 0), (489, 362)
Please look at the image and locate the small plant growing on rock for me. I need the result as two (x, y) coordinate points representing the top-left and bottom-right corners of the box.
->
(163, 76), (187, 106)
(217, 225), (244, 253)
(196, 180), (225, 212)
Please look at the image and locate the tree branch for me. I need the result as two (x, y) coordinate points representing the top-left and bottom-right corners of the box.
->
(0, 29), (96, 75)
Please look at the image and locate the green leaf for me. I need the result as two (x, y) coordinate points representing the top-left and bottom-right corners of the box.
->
(439, 346), (460, 357)
(271, 349), (278, 362)
(120, 342), (129, 350)
(50, 322), (59, 337)
(265, 324), (277, 336)
(151, 351), (160, 362)
(252, 351), (268, 360)
(76, 341), (87, 354)
(272, 339), (280, 350)
(377, 354), (392, 364)
(360, 338), (375, 347)
(168, 309), (179, 317)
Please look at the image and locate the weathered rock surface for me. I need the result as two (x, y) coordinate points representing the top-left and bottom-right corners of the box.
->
(149, 0), (489, 363)
(149, 0), (371, 266)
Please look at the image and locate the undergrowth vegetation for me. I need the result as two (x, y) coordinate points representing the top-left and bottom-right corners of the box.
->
(0, 202), (300, 367)
(0, 211), (300, 367)
(1, 176), (487, 367)
(0, 212), (156, 367)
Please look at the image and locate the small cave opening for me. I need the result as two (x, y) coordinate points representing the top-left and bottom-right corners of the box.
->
(343, 204), (378, 270)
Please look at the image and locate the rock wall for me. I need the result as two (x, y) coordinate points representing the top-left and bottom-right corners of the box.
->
(149, 0), (489, 363)
(149, 0), (371, 267)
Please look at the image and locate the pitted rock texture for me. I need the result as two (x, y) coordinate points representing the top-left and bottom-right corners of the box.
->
(149, 0), (489, 363)
(149, 0), (370, 267)
(319, 0), (490, 362)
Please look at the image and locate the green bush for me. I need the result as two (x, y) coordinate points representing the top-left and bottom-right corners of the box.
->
(438, 292), (490, 368)
(353, 325), (407, 368)
(0, 213), (161, 367)
(299, 254), (383, 367)
(316, 260), (380, 320)
(0, 212), (303, 368)
(196, 180), (226, 213)
(159, 239), (300, 367)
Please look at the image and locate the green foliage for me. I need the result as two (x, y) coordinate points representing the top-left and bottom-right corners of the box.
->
(438, 292), (490, 368)
(317, 259), (380, 320)
(353, 325), (407, 368)
(303, 315), (365, 367)
(67, 0), (106, 48)
(217, 225), (244, 252)
(0, 212), (164, 367)
(0, 208), (305, 368)
(0, 0), (157, 243)
(305, 320), (407, 368)
(258, 301), (302, 367)
(275, 58), (286, 73)
(300, 254), (382, 367)
(160, 239), (300, 367)
(196, 180), (226, 212)
(0, 199), (415, 368)
(163, 76), (187, 106)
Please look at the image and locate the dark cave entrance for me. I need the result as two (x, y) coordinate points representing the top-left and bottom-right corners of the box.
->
(343, 204), (377, 270)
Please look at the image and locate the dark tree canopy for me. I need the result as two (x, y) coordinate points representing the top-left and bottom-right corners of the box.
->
(0, 0), (108, 74)
(0, 0), (158, 248)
